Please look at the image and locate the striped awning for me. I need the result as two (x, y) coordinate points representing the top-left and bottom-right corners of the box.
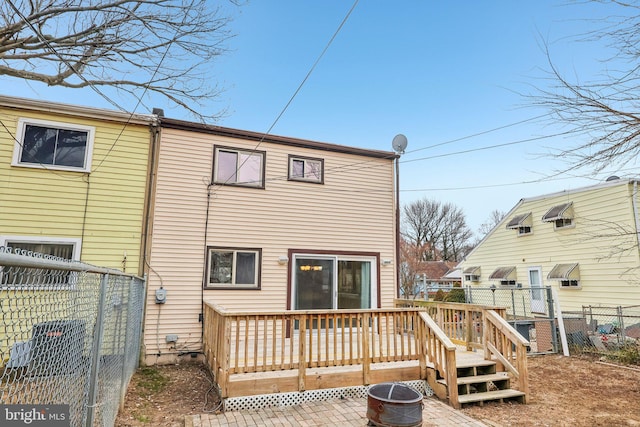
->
(542, 202), (573, 222)
(488, 266), (516, 280)
(506, 212), (532, 229)
(463, 266), (480, 275)
(547, 263), (580, 280)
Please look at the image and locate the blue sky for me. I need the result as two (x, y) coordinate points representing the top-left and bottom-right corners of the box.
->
(2, 1), (632, 234)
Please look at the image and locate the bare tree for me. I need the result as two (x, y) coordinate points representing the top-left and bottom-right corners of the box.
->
(0, 0), (238, 119)
(440, 203), (474, 261)
(402, 197), (473, 262)
(399, 238), (425, 299)
(477, 209), (506, 237)
(531, 1), (640, 172)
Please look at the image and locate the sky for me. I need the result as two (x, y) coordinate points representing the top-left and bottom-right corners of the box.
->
(2, 0), (635, 235)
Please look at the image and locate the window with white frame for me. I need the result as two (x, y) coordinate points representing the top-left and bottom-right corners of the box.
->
(288, 155), (323, 183)
(12, 118), (94, 172)
(206, 247), (261, 289)
(1, 236), (81, 288)
(213, 146), (265, 188)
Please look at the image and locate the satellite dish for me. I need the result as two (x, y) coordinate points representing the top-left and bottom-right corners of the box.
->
(392, 134), (408, 154)
(605, 175), (620, 182)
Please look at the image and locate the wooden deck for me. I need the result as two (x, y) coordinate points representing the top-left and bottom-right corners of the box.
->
(202, 301), (530, 408)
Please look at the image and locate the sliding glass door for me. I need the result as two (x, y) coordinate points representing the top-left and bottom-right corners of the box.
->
(293, 254), (376, 311)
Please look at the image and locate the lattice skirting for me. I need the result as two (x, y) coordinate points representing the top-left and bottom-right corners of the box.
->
(223, 380), (433, 412)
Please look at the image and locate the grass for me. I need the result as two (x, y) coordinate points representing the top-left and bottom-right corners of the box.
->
(136, 366), (169, 395)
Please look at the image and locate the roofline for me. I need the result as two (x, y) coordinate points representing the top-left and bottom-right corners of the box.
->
(521, 178), (639, 203)
(462, 178), (640, 262)
(160, 117), (398, 160)
(0, 94), (157, 125)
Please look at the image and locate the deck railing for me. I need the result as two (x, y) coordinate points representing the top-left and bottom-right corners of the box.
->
(203, 303), (432, 398)
(204, 301), (528, 406)
(483, 309), (530, 400)
(394, 299), (507, 350)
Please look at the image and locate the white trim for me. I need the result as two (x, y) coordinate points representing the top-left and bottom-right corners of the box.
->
(1, 235), (82, 260)
(12, 117), (95, 173)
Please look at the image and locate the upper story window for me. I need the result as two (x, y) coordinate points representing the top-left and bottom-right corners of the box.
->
(212, 146), (265, 188)
(288, 155), (323, 184)
(12, 118), (94, 172)
(206, 247), (261, 289)
(506, 212), (532, 236)
(542, 202), (574, 230)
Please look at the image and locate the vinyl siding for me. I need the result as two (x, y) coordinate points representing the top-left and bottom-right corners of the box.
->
(462, 181), (640, 312)
(0, 106), (151, 274)
(144, 127), (397, 361)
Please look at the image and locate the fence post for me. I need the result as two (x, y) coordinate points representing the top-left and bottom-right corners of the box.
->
(547, 287), (558, 353)
(86, 273), (110, 426)
(511, 289), (516, 318)
(119, 277), (136, 411)
(617, 306), (625, 344)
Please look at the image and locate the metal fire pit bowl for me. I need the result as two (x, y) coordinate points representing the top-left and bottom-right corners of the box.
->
(366, 382), (423, 427)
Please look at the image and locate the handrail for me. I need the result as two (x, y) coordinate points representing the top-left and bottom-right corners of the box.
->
(483, 309), (530, 400)
(418, 312), (459, 408)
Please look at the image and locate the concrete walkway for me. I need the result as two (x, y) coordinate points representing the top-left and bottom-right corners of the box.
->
(185, 397), (488, 427)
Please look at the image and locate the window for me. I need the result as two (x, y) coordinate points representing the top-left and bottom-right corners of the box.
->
(463, 266), (480, 282)
(560, 280), (580, 288)
(206, 247), (261, 289)
(13, 118), (94, 172)
(288, 155), (323, 183)
(1, 237), (81, 288)
(542, 203), (574, 229)
(213, 146), (265, 188)
(506, 213), (532, 236)
(500, 280), (516, 286)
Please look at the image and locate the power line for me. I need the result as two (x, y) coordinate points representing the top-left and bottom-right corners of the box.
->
(212, 0), (360, 190)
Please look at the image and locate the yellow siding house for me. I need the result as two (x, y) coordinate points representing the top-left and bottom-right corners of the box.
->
(461, 178), (640, 313)
(144, 118), (398, 364)
(0, 95), (155, 275)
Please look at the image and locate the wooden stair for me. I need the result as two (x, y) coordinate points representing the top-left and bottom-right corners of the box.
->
(430, 359), (526, 408)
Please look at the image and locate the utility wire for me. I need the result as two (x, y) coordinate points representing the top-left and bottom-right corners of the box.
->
(212, 0), (360, 190)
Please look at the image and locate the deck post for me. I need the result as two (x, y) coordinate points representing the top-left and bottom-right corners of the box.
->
(445, 347), (459, 408)
(298, 314), (307, 391)
(362, 312), (371, 385)
(219, 314), (231, 398)
(465, 307), (473, 351)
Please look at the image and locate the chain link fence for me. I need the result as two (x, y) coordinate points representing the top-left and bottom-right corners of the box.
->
(0, 247), (146, 426)
(562, 305), (640, 360)
(464, 285), (559, 354)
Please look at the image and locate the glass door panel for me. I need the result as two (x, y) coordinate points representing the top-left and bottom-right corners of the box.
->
(294, 258), (334, 310)
(337, 260), (371, 309)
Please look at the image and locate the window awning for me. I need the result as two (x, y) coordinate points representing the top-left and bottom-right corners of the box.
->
(547, 263), (580, 280)
(506, 213), (532, 229)
(463, 266), (480, 275)
(542, 202), (574, 222)
(488, 266), (516, 280)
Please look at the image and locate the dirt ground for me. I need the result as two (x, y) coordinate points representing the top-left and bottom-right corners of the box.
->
(115, 355), (640, 427)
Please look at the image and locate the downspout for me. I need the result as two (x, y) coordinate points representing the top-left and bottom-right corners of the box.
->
(633, 181), (640, 259)
(141, 119), (160, 277)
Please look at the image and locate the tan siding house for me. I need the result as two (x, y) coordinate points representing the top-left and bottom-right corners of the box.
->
(0, 95), (155, 275)
(461, 179), (640, 313)
(144, 119), (398, 364)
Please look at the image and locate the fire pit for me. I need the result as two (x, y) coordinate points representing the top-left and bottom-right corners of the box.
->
(366, 382), (423, 427)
